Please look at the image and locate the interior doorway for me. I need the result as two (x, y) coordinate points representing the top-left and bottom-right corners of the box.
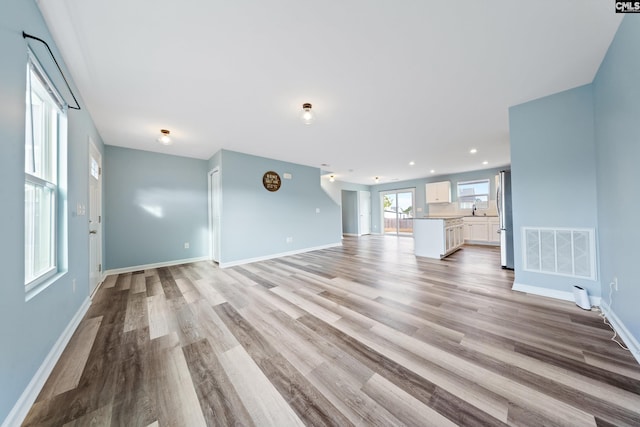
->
(88, 138), (102, 296)
(381, 188), (415, 235)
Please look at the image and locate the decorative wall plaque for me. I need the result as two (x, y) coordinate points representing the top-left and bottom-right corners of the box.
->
(262, 171), (281, 192)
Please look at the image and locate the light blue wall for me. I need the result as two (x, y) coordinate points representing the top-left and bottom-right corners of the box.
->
(509, 85), (599, 296)
(0, 0), (105, 421)
(341, 191), (359, 234)
(369, 167), (505, 234)
(593, 16), (640, 346)
(104, 146), (209, 270)
(216, 150), (341, 264)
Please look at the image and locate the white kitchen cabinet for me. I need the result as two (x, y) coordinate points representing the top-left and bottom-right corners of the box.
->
(426, 181), (451, 204)
(463, 216), (499, 246)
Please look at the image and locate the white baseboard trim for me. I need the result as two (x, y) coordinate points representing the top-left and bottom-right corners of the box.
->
(600, 301), (640, 365)
(104, 256), (210, 276)
(511, 282), (601, 307)
(219, 243), (342, 268)
(2, 297), (91, 427)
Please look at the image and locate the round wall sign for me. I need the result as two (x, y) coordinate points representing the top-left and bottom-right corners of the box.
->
(262, 171), (281, 192)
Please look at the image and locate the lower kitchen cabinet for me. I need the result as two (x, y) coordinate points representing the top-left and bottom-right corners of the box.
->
(464, 216), (500, 245)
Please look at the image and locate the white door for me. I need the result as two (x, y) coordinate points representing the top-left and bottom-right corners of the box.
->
(89, 139), (102, 296)
(358, 191), (371, 235)
(208, 169), (221, 262)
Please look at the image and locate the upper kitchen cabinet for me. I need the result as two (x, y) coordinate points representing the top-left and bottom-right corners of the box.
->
(426, 181), (451, 204)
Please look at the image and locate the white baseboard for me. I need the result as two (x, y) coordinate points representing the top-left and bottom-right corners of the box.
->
(219, 243), (342, 268)
(104, 256), (210, 276)
(600, 301), (640, 365)
(2, 297), (91, 427)
(511, 282), (601, 307)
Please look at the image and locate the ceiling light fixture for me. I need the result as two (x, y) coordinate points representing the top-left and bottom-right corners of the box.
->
(157, 129), (171, 145)
(482, 160), (489, 165)
(430, 169), (435, 174)
(409, 161), (415, 166)
(469, 148), (477, 154)
(301, 103), (315, 125)
(329, 175), (335, 182)
(374, 176), (380, 183)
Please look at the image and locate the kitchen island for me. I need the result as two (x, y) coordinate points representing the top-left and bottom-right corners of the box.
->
(414, 216), (464, 259)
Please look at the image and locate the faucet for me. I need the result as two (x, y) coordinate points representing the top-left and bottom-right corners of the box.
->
(472, 204), (477, 216)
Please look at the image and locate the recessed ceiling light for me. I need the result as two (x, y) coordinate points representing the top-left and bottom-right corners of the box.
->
(374, 176), (380, 183)
(321, 163), (330, 167)
(409, 161), (415, 166)
(482, 160), (489, 165)
(469, 148), (477, 154)
(430, 169), (435, 174)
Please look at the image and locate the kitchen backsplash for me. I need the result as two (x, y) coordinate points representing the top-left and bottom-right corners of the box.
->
(427, 202), (498, 217)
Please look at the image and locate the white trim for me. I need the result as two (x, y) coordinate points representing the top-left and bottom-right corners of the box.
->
(219, 243), (342, 268)
(2, 297), (91, 427)
(511, 282), (601, 307)
(600, 301), (640, 365)
(104, 256), (210, 276)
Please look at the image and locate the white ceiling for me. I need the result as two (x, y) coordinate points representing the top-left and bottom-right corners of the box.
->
(37, 0), (622, 185)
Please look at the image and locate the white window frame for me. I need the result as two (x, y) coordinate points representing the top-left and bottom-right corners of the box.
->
(24, 49), (67, 292)
(457, 179), (490, 210)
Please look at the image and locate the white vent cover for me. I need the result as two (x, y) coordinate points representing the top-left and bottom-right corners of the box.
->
(523, 227), (596, 280)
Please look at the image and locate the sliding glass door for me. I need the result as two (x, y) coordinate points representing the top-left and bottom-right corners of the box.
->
(381, 189), (415, 235)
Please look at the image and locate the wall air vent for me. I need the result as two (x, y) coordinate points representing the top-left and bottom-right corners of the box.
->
(523, 227), (596, 280)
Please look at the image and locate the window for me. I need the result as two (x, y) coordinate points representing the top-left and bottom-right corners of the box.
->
(25, 51), (66, 290)
(457, 179), (490, 210)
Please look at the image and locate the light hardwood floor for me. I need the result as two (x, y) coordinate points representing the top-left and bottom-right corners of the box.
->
(22, 236), (640, 426)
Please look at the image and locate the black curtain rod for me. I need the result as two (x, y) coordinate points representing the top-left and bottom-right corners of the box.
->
(22, 31), (81, 110)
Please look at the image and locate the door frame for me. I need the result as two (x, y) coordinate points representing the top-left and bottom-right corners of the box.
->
(208, 168), (221, 263)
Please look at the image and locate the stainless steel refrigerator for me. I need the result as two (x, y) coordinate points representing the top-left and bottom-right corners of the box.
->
(497, 170), (514, 269)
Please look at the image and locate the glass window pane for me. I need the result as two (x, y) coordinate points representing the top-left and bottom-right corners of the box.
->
(25, 182), (55, 283)
(24, 54), (64, 287)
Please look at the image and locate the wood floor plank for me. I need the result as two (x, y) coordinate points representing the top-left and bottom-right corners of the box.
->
(214, 302), (354, 426)
(217, 345), (306, 426)
(182, 338), (255, 427)
(362, 373), (458, 427)
(37, 316), (102, 400)
(150, 332), (207, 427)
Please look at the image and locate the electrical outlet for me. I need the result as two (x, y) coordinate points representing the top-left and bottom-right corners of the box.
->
(613, 276), (618, 291)
(184, 242), (190, 249)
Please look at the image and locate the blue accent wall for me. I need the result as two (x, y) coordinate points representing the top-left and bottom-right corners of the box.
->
(509, 85), (599, 296)
(216, 150), (341, 265)
(593, 16), (640, 349)
(104, 146), (209, 270)
(0, 0), (105, 421)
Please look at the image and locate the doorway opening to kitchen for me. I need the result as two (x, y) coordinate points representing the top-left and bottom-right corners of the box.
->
(381, 188), (415, 236)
